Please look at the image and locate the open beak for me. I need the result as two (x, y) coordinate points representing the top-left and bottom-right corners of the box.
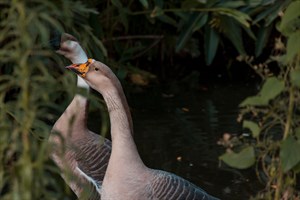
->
(65, 59), (93, 78)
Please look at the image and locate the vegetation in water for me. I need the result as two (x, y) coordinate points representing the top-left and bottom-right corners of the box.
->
(219, 1), (300, 199)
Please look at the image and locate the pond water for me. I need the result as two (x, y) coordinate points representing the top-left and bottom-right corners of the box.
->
(128, 82), (263, 200)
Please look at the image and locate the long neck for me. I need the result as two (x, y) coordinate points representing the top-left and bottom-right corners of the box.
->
(97, 73), (144, 169)
(69, 54), (90, 136)
(53, 50), (90, 139)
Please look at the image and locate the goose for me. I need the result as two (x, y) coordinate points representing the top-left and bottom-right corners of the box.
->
(49, 33), (112, 199)
(66, 45), (219, 199)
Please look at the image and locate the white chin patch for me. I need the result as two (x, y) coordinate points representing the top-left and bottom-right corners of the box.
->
(72, 51), (88, 64)
(77, 76), (89, 90)
(69, 41), (88, 64)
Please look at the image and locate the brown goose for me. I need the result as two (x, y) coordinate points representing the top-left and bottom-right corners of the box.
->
(49, 34), (111, 199)
(67, 52), (219, 199)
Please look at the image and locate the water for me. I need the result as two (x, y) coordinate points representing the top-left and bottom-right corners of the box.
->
(129, 83), (262, 200)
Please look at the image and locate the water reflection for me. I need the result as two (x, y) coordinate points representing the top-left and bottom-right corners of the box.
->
(130, 83), (262, 200)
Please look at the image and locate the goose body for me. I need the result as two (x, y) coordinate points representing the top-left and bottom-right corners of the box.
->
(68, 57), (219, 200)
(49, 34), (111, 199)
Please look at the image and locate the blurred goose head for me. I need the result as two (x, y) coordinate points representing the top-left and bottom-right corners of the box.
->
(56, 33), (88, 64)
(66, 60), (116, 92)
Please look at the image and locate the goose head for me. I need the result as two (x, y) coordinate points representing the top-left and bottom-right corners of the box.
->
(56, 33), (88, 64)
(66, 60), (116, 92)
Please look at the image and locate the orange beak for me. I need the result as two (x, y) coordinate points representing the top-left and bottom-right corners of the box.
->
(65, 59), (93, 78)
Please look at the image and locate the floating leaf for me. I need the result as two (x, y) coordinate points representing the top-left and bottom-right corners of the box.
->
(243, 120), (260, 138)
(220, 146), (255, 169)
(281, 136), (300, 172)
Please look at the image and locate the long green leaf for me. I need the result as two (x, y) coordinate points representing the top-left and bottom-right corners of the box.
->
(214, 7), (251, 27)
(176, 13), (207, 52)
(204, 25), (219, 65)
(219, 16), (245, 55)
(255, 24), (273, 57)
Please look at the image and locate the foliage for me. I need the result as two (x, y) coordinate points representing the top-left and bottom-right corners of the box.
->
(219, 1), (300, 199)
(85, 0), (291, 71)
(0, 1), (105, 199)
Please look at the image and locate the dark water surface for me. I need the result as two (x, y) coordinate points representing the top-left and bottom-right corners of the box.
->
(129, 83), (262, 200)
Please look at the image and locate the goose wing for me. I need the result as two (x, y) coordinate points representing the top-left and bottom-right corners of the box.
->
(149, 170), (219, 200)
(55, 133), (111, 200)
(75, 134), (112, 189)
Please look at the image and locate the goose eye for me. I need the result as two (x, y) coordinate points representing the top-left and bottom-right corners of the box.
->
(94, 67), (99, 71)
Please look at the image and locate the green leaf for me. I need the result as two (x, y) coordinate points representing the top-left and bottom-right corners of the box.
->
(286, 31), (300, 61)
(240, 96), (266, 106)
(253, 1), (290, 26)
(219, 16), (245, 55)
(220, 146), (255, 169)
(264, 1), (291, 26)
(139, 0), (149, 8)
(176, 13), (207, 52)
(204, 25), (219, 65)
(240, 77), (284, 106)
(281, 136), (300, 172)
(192, 14), (208, 32)
(243, 120), (260, 138)
(242, 25), (256, 41)
(255, 24), (273, 57)
(290, 69), (300, 88)
(215, 8), (251, 27)
(260, 77), (285, 101)
(278, 1), (300, 35)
